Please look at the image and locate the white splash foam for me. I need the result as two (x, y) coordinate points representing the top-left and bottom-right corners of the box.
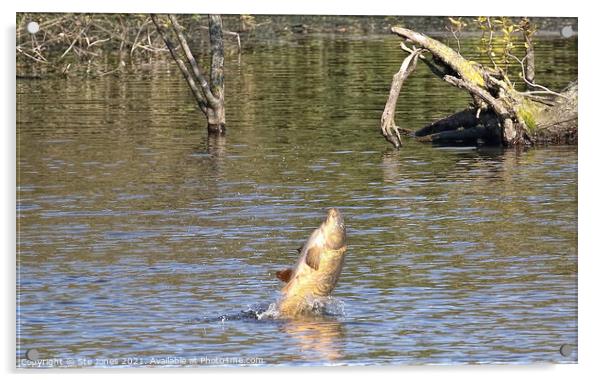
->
(257, 297), (346, 319)
(256, 302), (280, 320)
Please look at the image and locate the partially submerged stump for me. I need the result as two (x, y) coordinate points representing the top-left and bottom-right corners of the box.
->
(380, 26), (577, 147)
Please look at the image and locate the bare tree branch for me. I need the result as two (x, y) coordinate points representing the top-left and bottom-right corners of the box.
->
(150, 14), (208, 113)
(168, 14), (219, 108)
(380, 48), (424, 148)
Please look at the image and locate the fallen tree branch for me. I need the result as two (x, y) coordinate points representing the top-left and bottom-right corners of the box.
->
(442, 75), (525, 145)
(392, 26), (487, 87)
(380, 24), (576, 148)
(380, 48), (424, 148)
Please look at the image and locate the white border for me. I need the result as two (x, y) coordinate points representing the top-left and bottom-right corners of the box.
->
(4, 1), (599, 381)
(8, 0), (582, 16)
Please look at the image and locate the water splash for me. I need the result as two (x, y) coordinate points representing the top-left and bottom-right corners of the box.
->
(256, 303), (280, 320)
(193, 297), (347, 323)
(257, 296), (346, 320)
(308, 296), (346, 317)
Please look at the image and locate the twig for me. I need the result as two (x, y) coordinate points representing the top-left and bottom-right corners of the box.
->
(60, 27), (88, 59)
(91, 21), (136, 47)
(16, 46), (49, 64)
(87, 37), (110, 48)
(447, 27), (461, 54)
(485, 17), (498, 70)
(400, 42), (425, 59)
(507, 52), (568, 99)
(131, 18), (150, 54)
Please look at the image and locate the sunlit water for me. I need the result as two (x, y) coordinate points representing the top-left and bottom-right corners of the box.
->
(17, 34), (577, 366)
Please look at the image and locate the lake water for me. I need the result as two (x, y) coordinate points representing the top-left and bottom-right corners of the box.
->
(16, 34), (578, 366)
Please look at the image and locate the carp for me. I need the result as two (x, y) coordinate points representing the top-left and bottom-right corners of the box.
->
(275, 208), (347, 317)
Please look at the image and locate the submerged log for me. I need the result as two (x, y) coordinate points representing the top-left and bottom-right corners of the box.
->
(415, 109), (502, 145)
(381, 25), (577, 147)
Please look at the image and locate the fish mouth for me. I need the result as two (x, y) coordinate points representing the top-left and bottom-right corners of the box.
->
(326, 208), (345, 230)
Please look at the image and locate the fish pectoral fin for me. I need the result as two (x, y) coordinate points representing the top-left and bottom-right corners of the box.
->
(276, 268), (294, 283)
(305, 247), (321, 271)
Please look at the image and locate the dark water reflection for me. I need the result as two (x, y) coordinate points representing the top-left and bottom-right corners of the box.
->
(17, 34), (577, 366)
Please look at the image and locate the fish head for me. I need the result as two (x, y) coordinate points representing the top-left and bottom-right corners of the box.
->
(323, 208), (346, 250)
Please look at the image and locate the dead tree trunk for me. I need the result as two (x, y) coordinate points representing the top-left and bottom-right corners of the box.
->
(207, 15), (225, 132)
(380, 25), (577, 147)
(151, 14), (226, 134)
